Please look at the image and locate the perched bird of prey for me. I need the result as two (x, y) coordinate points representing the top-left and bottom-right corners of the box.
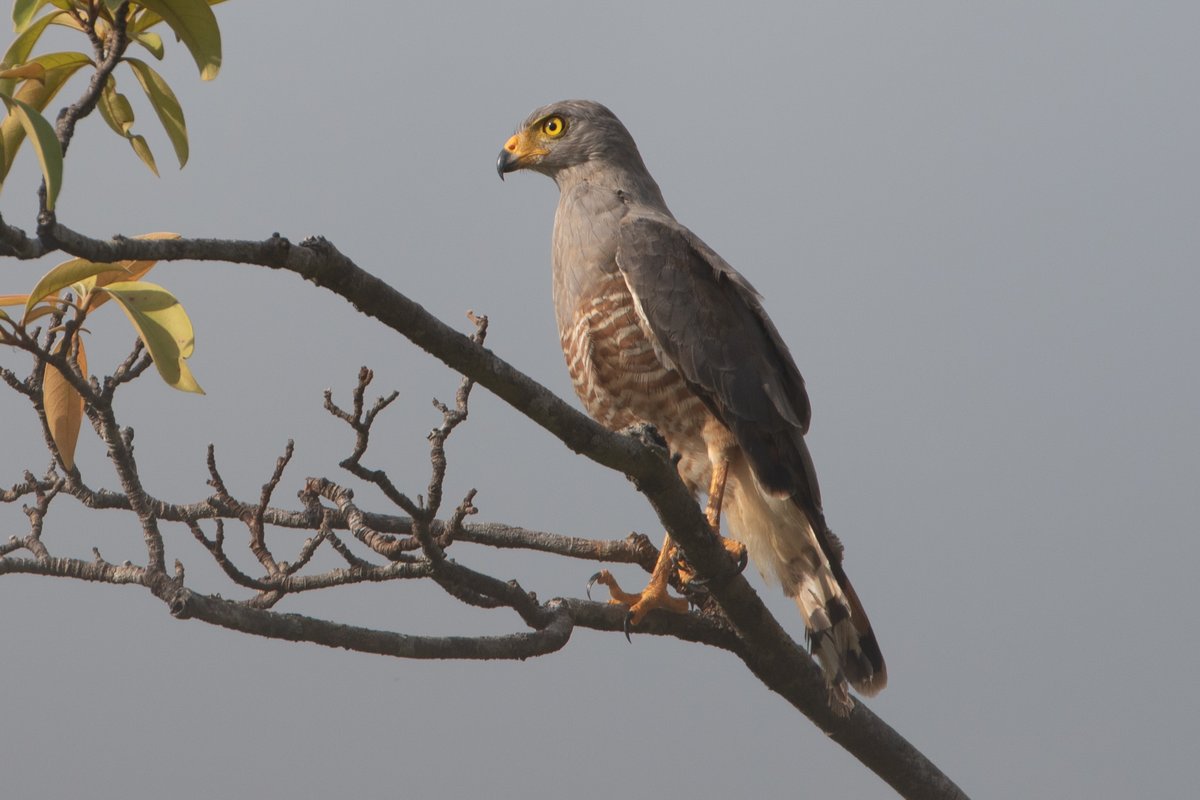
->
(498, 100), (885, 710)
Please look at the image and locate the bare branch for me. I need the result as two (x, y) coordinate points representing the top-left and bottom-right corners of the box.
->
(283, 525), (326, 576)
(0, 554), (570, 660)
(320, 522), (377, 570)
(452, 524), (659, 572)
(53, 2), (131, 159)
(187, 519), (271, 591)
(0, 223), (968, 797)
(245, 440), (293, 576)
(0, 363), (35, 399)
(170, 590), (577, 661)
(325, 367), (419, 515)
(102, 340), (152, 401)
(302, 476), (418, 561)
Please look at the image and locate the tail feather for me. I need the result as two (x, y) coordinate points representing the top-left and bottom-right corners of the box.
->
(725, 458), (886, 712)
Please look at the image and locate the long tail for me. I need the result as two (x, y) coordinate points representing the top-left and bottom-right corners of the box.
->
(724, 458), (886, 713)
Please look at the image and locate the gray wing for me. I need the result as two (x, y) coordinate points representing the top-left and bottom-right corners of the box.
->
(615, 214), (819, 507)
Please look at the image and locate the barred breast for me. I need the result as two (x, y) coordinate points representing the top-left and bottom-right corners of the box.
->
(560, 271), (716, 493)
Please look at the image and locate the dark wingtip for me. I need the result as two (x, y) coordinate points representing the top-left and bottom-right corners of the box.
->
(852, 631), (888, 695)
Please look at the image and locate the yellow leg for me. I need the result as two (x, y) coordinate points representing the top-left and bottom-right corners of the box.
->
(704, 456), (746, 565)
(587, 454), (746, 630)
(589, 532), (689, 626)
(705, 457), (729, 530)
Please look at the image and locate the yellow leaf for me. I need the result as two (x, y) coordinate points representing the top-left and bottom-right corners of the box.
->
(76, 232), (180, 309)
(0, 51), (90, 183)
(131, 0), (221, 80)
(0, 63), (45, 81)
(1, 9), (65, 86)
(0, 92), (63, 209)
(125, 57), (187, 168)
(96, 77), (135, 136)
(22, 302), (60, 325)
(99, 280), (202, 393)
(95, 78), (167, 176)
(129, 133), (159, 176)
(0, 293), (30, 306)
(43, 336), (87, 470)
(134, 31), (164, 60)
(24, 257), (120, 318)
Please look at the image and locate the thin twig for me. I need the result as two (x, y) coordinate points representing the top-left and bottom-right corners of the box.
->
(0, 222), (968, 797)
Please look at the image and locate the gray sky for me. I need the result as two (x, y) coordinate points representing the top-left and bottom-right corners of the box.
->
(3, 2), (1198, 797)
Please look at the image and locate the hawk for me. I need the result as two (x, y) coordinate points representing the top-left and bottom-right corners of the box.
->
(497, 100), (885, 710)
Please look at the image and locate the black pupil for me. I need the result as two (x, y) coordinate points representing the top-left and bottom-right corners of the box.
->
(548, 119), (559, 132)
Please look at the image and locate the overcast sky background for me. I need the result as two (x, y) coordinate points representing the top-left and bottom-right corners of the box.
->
(2, 2), (1197, 798)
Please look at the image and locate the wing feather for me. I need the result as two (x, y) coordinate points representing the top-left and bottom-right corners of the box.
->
(615, 214), (814, 501)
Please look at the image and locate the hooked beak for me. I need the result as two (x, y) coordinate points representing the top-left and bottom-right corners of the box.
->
(496, 143), (517, 179)
(496, 130), (546, 180)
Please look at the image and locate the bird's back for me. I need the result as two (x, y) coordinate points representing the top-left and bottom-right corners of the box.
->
(502, 99), (885, 707)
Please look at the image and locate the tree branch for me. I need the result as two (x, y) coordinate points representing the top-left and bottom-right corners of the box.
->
(0, 10), (970, 790)
(0, 222), (969, 798)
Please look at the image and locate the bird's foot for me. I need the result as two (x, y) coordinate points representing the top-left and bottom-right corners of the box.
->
(672, 536), (749, 590)
(587, 569), (689, 640)
(723, 536), (749, 573)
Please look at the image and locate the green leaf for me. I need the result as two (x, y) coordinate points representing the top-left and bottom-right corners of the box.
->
(125, 57), (187, 168)
(129, 8), (161, 34)
(2, 50), (90, 103)
(129, 133), (158, 175)
(98, 280), (202, 393)
(134, 31), (164, 60)
(95, 77), (160, 175)
(96, 77), (135, 136)
(132, 0), (221, 80)
(132, 0), (228, 36)
(0, 51), (91, 181)
(2, 9), (65, 79)
(23, 257), (121, 319)
(12, 0), (50, 32)
(0, 92), (62, 209)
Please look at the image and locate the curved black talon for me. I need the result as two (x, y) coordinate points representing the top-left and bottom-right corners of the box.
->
(586, 571), (603, 601)
(734, 547), (749, 575)
(671, 549), (695, 577)
(623, 610), (634, 643)
(681, 576), (710, 611)
(684, 591), (707, 612)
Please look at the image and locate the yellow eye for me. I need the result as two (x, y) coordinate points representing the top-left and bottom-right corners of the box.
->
(542, 116), (566, 137)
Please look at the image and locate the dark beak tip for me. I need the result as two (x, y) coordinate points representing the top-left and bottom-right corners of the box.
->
(496, 150), (510, 180)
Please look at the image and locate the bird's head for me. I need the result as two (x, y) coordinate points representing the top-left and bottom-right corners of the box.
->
(496, 99), (645, 183)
